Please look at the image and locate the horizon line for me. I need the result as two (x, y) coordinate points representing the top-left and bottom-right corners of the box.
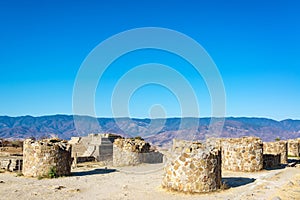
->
(0, 114), (299, 122)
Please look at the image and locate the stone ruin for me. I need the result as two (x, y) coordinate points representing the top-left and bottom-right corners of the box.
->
(263, 154), (280, 168)
(162, 140), (221, 193)
(263, 141), (288, 164)
(0, 156), (22, 172)
(22, 138), (72, 177)
(69, 133), (121, 163)
(171, 139), (197, 156)
(288, 139), (300, 157)
(113, 138), (163, 166)
(0, 149), (23, 172)
(221, 137), (263, 172)
(206, 137), (264, 172)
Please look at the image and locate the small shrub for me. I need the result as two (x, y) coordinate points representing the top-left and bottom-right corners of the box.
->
(37, 175), (44, 180)
(48, 167), (57, 178)
(11, 140), (23, 148)
(16, 172), (23, 177)
(275, 137), (281, 141)
(133, 136), (144, 140)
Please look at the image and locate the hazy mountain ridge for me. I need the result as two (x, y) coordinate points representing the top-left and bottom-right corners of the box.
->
(0, 115), (300, 146)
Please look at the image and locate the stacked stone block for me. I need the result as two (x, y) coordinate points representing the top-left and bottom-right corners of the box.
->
(263, 154), (280, 168)
(69, 133), (122, 162)
(288, 139), (300, 157)
(113, 138), (162, 166)
(221, 137), (263, 172)
(0, 156), (22, 172)
(162, 141), (221, 193)
(172, 139), (203, 156)
(23, 138), (72, 177)
(263, 141), (288, 164)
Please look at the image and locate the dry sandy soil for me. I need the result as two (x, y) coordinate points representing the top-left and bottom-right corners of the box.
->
(1, 162), (300, 200)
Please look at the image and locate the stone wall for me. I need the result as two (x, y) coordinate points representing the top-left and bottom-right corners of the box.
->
(221, 137), (263, 172)
(22, 138), (72, 177)
(138, 151), (164, 164)
(0, 156), (22, 172)
(263, 154), (280, 169)
(69, 133), (121, 162)
(162, 141), (221, 193)
(171, 139), (203, 156)
(113, 138), (163, 166)
(288, 139), (300, 157)
(263, 141), (288, 164)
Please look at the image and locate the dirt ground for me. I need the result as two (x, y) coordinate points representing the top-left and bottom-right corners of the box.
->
(1, 162), (300, 200)
(0, 147), (22, 155)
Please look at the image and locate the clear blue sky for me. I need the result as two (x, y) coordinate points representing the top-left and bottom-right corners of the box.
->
(0, 0), (299, 120)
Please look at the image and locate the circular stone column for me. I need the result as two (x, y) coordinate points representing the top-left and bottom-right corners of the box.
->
(22, 138), (72, 177)
(162, 143), (221, 193)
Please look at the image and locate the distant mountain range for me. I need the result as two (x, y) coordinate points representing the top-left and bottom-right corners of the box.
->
(1, 115), (300, 147)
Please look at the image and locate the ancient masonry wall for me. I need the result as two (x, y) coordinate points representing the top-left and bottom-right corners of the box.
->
(162, 141), (221, 193)
(263, 141), (288, 164)
(113, 138), (163, 166)
(69, 133), (121, 162)
(0, 156), (23, 172)
(288, 139), (300, 157)
(263, 154), (280, 169)
(22, 138), (72, 177)
(221, 137), (263, 172)
(172, 139), (197, 155)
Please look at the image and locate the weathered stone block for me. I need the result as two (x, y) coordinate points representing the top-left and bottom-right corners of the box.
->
(22, 138), (72, 177)
(113, 138), (163, 166)
(162, 141), (221, 193)
(263, 154), (280, 168)
(263, 141), (288, 164)
(221, 137), (263, 172)
(288, 139), (300, 157)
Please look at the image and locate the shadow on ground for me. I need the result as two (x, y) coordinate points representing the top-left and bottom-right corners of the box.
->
(288, 158), (300, 164)
(222, 177), (256, 188)
(72, 168), (117, 176)
(264, 165), (286, 171)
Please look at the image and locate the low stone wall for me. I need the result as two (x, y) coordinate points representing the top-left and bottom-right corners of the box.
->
(22, 138), (72, 177)
(138, 151), (164, 164)
(171, 139), (204, 156)
(263, 154), (280, 169)
(288, 139), (300, 157)
(263, 141), (288, 164)
(0, 156), (22, 172)
(162, 142), (221, 193)
(113, 138), (162, 166)
(221, 137), (263, 172)
(70, 133), (122, 162)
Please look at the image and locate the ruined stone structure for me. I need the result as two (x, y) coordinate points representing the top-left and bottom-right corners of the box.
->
(288, 139), (300, 157)
(0, 156), (22, 172)
(221, 137), (263, 172)
(172, 139), (202, 155)
(113, 138), (163, 166)
(22, 138), (72, 177)
(69, 133), (121, 162)
(263, 141), (288, 164)
(263, 154), (280, 169)
(162, 140), (221, 193)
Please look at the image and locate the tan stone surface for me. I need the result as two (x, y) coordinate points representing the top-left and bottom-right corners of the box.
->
(113, 138), (162, 166)
(162, 141), (221, 193)
(288, 139), (300, 157)
(263, 141), (288, 164)
(221, 137), (263, 172)
(22, 138), (72, 177)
